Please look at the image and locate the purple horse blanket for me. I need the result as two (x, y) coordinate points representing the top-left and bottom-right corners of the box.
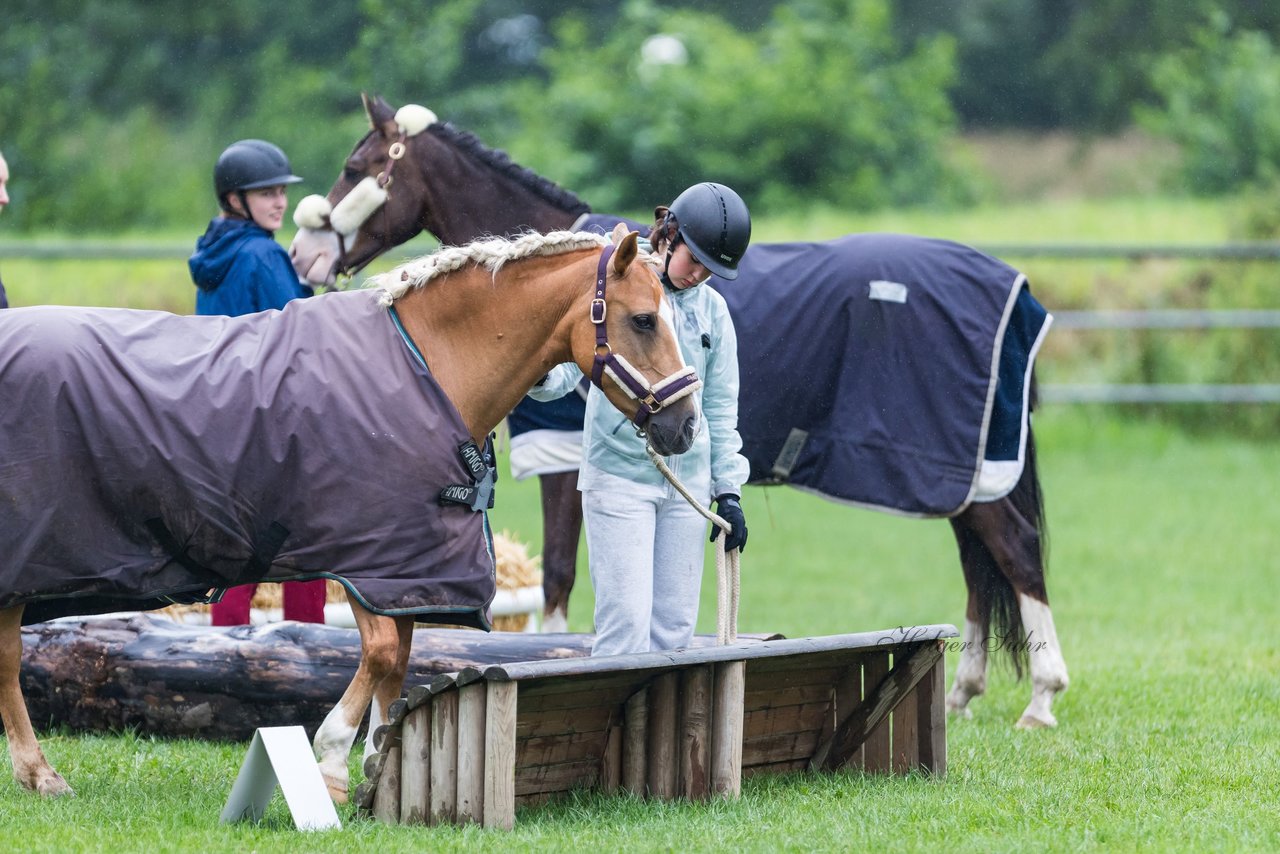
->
(0, 289), (495, 626)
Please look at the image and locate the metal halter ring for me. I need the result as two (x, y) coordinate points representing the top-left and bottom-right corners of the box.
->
(388, 141), (407, 160)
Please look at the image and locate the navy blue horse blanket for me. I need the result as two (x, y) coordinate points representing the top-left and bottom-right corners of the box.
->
(0, 289), (495, 626)
(565, 219), (1052, 517)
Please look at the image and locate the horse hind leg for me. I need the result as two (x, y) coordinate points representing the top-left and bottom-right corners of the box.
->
(312, 604), (402, 803)
(946, 521), (993, 718)
(362, 615), (414, 766)
(539, 471), (582, 633)
(0, 606), (72, 796)
(955, 497), (1069, 728)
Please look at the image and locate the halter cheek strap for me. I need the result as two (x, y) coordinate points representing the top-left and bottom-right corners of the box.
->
(589, 244), (703, 427)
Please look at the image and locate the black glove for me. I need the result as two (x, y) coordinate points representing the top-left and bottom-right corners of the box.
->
(710, 494), (747, 553)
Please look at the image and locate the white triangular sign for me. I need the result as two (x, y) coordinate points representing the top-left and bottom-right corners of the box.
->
(219, 725), (341, 831)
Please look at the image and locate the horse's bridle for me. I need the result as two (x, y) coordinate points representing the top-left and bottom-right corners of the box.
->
(297, 131), (409, 288)
(589, 244), (702, 431)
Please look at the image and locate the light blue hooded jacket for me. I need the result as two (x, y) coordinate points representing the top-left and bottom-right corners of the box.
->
(528, 264), (749, 503)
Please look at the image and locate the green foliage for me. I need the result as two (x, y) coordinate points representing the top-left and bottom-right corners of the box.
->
(504, 0), (970, 212)
(1139, 13), (1280, 194)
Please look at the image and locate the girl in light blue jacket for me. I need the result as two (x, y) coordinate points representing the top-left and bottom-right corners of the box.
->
(530, 183), (752, 656)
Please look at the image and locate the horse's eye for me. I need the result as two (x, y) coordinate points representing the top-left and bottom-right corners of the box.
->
(343, 166), (363, 182)
(632, 314), (656, 332)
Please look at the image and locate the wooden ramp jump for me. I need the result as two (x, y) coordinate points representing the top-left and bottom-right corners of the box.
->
(355, 625), (957, 828)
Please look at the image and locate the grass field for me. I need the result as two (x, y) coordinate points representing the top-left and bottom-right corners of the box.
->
(1, 199), (1277, 849)
(0, 408), (1276, 852)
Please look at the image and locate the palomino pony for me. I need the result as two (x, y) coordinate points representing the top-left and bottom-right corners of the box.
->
(290, 95), (1069, 730)
(0, 228), (698, 799)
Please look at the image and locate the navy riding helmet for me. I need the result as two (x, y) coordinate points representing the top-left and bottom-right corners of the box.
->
(662, 182), (752, 280)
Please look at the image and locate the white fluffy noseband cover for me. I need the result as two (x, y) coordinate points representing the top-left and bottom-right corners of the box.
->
(293, 194), (333, 230)
(329, 177), (389, 237)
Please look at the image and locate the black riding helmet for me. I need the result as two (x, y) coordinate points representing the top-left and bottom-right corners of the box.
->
(660, 182), (752, 280)
(214, 139), (303, 213)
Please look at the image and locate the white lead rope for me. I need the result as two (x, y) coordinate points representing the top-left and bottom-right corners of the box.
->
(644, 445), (740, 645)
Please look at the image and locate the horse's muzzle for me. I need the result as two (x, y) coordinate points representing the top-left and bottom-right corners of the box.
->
(645, 412), (698, 456)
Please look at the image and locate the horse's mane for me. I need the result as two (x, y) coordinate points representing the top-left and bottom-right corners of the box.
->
(376, 231), (609, 305)
(427, 123), (592, 218)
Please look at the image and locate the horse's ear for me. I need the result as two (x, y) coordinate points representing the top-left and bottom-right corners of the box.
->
(611, 231), (639, 274)
(609, 221), (630, 245)
(363, 94), (398, 137)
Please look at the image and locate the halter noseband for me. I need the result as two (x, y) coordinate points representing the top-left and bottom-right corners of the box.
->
(589, 244), (702, 429)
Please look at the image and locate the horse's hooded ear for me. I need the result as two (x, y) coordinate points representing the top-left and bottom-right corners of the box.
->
(362, 93), (399, 137)
(611, 231), (639, 275)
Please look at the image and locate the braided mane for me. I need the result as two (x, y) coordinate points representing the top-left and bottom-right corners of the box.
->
(376, 231), (609, 305)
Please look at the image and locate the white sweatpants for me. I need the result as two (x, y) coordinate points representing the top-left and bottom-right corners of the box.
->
(581, 468), (710, 657)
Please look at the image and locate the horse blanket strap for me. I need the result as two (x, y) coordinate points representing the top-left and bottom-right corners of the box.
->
(588, 244), (704, 427)
(438, 436), (497, 512)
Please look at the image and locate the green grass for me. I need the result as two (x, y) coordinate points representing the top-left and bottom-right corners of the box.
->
(2, 408), (1277, 851)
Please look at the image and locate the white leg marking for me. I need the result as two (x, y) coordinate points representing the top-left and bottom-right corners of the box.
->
(541, 606), (568, 634)
(1016, 593), (1069, 728)
(946, 618), (988, 717)
(363, 696), (387, 763)
(313, 703), (359, 794)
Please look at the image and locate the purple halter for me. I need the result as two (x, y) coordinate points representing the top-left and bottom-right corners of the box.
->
(589, 244), (702, 427)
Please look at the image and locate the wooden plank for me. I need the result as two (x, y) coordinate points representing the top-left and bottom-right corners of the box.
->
(516, 704), (616, 739)
(743, 665), (843, 694)
(916, 649), (947, 775)
(893, 673), (919, 774)
(742, 701), (832, 740)
(602, 725), (622, 793)
(484, 628), (954, 683)
(515, 730), (611, 768)
(742, 729), (822, 767)
(744, 682), (841, 709)
(679, 666), (712, 800)
(456, 682), (487, 824)
(646, 672), (679, 799)
(832, 664), (863, 771)
(429, 689), (459, 824)
(862, 651), (891, 773)
(514, 757), (601, 796)
(400, 704), (431, 825)
(511, 682), (638, 713)
(622, 687), (648, 796)
(515, 670), (654, 699)
(808, 643), (942, 772)
(483, 681), (517, 831)
(371, 745), (402, 824)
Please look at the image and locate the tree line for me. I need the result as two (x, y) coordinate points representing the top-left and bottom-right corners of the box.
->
(2, 0), (1279, 231)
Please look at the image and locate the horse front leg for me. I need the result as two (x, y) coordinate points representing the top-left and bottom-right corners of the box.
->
(0, 606), (72, 796)
(312, 602), (402, 803)
(539, 471), (582, 633)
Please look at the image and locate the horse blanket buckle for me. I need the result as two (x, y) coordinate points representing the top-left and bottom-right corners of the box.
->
(438, 437), (497, 511)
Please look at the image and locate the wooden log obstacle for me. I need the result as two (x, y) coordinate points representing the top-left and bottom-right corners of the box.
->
(356, 624), (958, 829)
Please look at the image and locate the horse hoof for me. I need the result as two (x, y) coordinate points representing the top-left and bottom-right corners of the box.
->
(36, 773), (74, 798)
(1015, 712), (1057, 729)
(326, 780), (350, 804)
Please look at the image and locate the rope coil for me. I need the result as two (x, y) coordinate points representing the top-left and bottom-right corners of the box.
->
(644, 445), (740, 645)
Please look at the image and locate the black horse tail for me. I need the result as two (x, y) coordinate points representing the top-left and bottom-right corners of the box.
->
(952, 378), (1047, 680)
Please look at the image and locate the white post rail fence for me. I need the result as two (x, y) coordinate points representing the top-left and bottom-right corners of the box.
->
(7, 239), (1279, 404)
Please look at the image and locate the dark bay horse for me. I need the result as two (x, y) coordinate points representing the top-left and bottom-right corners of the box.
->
(290, 95), (1069, 730)
(0, 229), (697, 799)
